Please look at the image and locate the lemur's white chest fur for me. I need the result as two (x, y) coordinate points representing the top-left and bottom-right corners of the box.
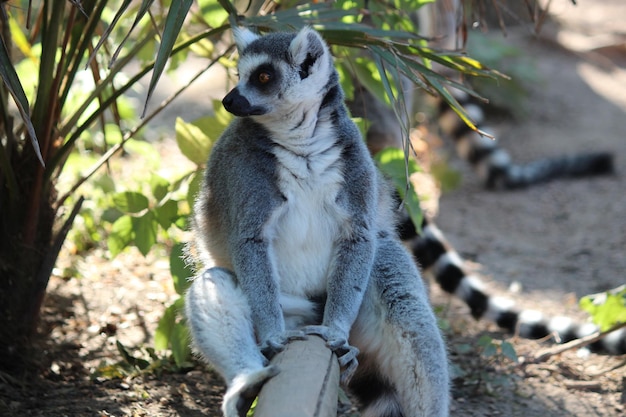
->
(263, 117), (347, 297)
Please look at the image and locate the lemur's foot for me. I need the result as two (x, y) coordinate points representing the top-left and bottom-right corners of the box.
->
(223, 365), (280, 417)
(302, 325), (359, 384)
(260, 330), (308, 359)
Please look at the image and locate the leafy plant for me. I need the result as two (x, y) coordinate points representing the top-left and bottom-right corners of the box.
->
(451, 335), (518, 394)
(0, 0), (224, 371)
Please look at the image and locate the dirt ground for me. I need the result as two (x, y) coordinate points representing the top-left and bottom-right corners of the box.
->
(2, 2), (626, 416)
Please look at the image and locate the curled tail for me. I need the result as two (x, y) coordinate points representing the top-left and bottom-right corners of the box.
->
(437, 92), (614, 189)
(399, 215), (626, 355)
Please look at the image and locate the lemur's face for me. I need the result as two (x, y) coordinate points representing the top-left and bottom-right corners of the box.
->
(222, 27), (332, 119)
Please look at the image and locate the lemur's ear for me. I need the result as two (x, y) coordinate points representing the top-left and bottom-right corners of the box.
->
(288, 27), (327, 79)
(232, 26), (259, 53)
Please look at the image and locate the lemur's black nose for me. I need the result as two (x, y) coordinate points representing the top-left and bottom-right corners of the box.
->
(222, 88), (267, 117)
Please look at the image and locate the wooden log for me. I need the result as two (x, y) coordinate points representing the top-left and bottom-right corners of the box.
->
(254, 336), (340, 417)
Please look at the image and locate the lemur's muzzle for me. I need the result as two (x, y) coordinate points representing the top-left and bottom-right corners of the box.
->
(222, 88), (267, 117)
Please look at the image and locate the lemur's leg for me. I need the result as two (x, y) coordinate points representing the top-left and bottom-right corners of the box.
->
(185, 268), (278, 417)
(349, 235), (449, 417)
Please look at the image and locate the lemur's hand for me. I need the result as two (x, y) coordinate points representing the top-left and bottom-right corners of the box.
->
(302, 325), (359, 384)
(260, 330), (308, 359)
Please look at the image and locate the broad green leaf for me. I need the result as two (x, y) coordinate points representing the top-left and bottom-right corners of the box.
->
(198, 0), (229, 28)
(142, 0), (194, 117)
(132, 211), (158, 256)
(374, 148), (422, 231)
(477, 335), (493, 348)
(186, 170), (203, 210)
(175, 117), (216, 165)
(500, 342), (518, 363)
(580, 286), (626, 331)
(94, 173), (117, 194)
(0, 33), (42, 165)
(108, 215), (134, 257)
(336, 60), (355, 100)
(171, 322), (192, 367)
(151, 175), (170, 201)
(191, 99), (232, 140)
(170, 242), (194, 295)
(375, 147), (420, 180)
(350, 56), (390, 106)
(155, 199), (179, 229)
(112, 191), (150, 214)
(482, 342), (497, 358)
(8, 15), (34, 61)
(154, 303), (177, 350)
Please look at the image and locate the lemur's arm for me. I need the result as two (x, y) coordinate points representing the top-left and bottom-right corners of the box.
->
(213, 136), (290, 351)
(231, 233), (285, 345)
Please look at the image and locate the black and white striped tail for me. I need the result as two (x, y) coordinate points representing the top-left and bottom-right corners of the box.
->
(399, 215), (626, 355)
(437, 92), (614, 190)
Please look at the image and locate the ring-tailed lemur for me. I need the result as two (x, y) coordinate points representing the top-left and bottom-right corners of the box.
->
(184, 27), (449, 417)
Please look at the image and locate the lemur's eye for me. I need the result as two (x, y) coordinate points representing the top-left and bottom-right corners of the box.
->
(250, 65), (275, 88)
(258, 72), (271, 84)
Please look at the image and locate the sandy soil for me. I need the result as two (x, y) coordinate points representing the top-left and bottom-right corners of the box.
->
(1, 2), (625, 416)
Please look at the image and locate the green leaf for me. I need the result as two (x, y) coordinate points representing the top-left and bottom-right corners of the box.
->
(108, 215), (134, 257)
(198, 0), (229, 28)
(154, 303), (177, 350)
(94, 174), (117, 194)
(112, 191), (150, 214)
(93, 363), (127, 379)
(151, 175), (170, 202)
(186, 171), (203, 210)
(500, 342), (518, 363)
(580, 286), (626, 331)
(194, 99), (232, 138)
(175, 117), (216, 165)
(0, 32), (42, 165)
(170, 242), (194, 295)
(455, 343), (473, 355)
(132, 211), (158, 256)
(142, 0), (194, 117)
(477, 335), (493, 348)
(482, 343), (498, 358)
(110, 0), (156, 66)
(88, 0), (133, 67)
(350, 56), (390, 106)
(170, 322), (192, 367)
(8, 14), (34, 60)
(116, 341), (150, 370)
(374, 147), (422, 231)
(155, 199), (179, 229)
